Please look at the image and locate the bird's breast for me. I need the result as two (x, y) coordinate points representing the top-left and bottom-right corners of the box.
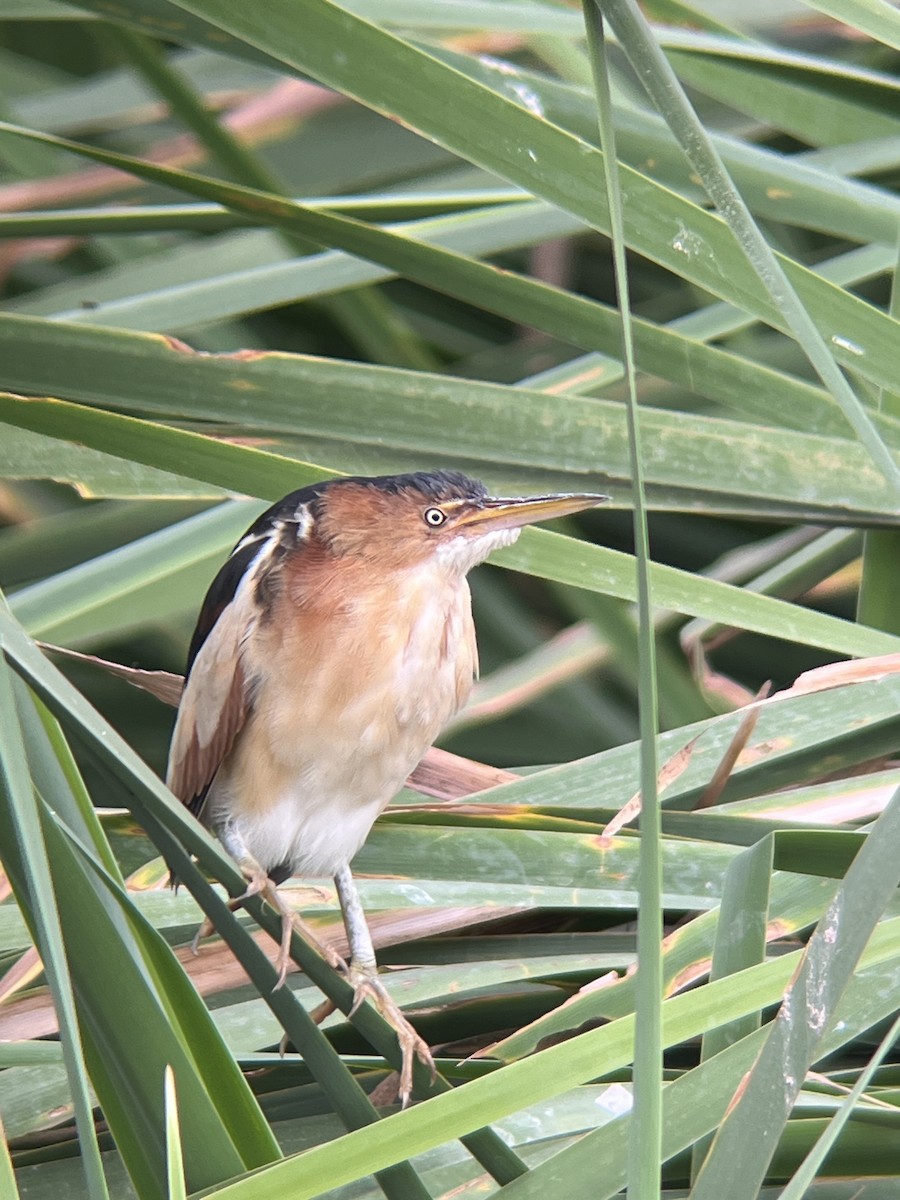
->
(209, 562), (477, 876)
(260, 559), (477, 749)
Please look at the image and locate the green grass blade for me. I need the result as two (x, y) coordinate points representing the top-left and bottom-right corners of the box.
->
(20, 689), (123, 883)
(6, 324), (900, 525)
(0, 643), (110, 1200)
(799, 0), (900, 51)
(0, 392), (335, 520)
(475, 1028), (770, 1200)
(777, 1008), (900, 1200)
(163, 1067), (187, 1200)
(4, 680), (283, 1194)
(10, 203), (583, 332)
(599, 0), (900, 494)
(692, 834), (772, 1182)
(9, 501), (266, 640)
(123, 0), (900, 394)
(4, 95), (900, 403)
(691, 781), (900, 1197)
(154, 917), (900, 1200)
(857, 244), (900, 634)
(477, 934), (900, 1200)
(583, 6), (662, 1196)
(0, 191), (527, 236)
(103, 24), (281, 191)
(433, 43), (900, 246)
(98, 24), (435, 372)
(9, 129), (894, 434)
(0, 1120), (21, 1200)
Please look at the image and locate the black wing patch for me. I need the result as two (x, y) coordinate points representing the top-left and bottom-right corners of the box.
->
(184, 482), (328, 678)
(185, 535), (265, 680)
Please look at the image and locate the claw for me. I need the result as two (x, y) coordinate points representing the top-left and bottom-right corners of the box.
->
(349, 964), (435, 1107)
(270, 900), (347, 987)
(190, 916), (214, 956)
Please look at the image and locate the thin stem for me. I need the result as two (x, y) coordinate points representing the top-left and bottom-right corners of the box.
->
(583, 6), (662, 1199)
(857, 239), (900, 633)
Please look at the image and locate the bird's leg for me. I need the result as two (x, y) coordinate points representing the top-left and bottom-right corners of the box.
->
(192, 823), (344, 986)
(333, 863), (435, 1106)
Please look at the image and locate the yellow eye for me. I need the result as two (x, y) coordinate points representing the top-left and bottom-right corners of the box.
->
(423, 507), (446, 527)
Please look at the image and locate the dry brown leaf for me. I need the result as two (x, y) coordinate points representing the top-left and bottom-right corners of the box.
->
(695, 682), (771, 809)
(407, 746), (519, 799)
(601, 731), (704, 839)
(39, 642), (184, 706)
(785, 652), (900, 696)
(0, 946), (44, 1005)
(0, 904), (517, 1040)
(685, 636), (757, 710)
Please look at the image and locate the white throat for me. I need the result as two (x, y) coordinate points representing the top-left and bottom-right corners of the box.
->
(435, 525), (522, 575)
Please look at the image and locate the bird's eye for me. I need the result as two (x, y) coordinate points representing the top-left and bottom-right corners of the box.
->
(423, 507), (446, 527)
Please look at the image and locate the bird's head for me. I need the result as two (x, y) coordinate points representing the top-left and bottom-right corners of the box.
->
(184, 471), (608, 680)
(312, 471), (608, 574)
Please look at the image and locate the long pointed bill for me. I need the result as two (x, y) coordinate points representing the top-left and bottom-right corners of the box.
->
(456, 492), (608, 533)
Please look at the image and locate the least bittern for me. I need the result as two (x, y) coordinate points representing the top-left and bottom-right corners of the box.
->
(167, 471), (606, 1101)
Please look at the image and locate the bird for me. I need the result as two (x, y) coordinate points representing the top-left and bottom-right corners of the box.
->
(166, 470), (606, 1101)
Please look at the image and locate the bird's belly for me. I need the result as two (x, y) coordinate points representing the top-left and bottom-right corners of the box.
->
(212, 715), (431, 877)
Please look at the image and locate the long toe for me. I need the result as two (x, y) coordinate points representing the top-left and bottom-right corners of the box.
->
(271, 907), (344, 987)
(349, 966), (434, 1107)
(262, 885), (346, 983)
(192, 864), (346, 983)
(285, 907), (347, 975)
(273, 909), (295, 989)
(190, 916), (215, 956)
(189, 859), (269, 962)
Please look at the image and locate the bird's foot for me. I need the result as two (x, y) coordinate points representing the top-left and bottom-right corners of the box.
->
(235, 859), (271, 900)
(188, 861), (345, 985)
(348, 962), (435, 1107)
(271, 906), (346, 989)
(188, 862), (267, 956)
(232, 860), (345, 986)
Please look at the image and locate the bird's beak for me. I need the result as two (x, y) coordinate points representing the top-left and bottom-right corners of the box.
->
(455, 491), (609, 532)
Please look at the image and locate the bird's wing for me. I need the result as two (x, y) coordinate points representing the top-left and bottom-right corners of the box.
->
(167, 489), (322, 814)
(166, 589), (257, 815)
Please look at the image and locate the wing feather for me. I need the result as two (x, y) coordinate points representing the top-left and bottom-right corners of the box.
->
(167, 490), (317, 815)
(166, 587), (257, 815)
